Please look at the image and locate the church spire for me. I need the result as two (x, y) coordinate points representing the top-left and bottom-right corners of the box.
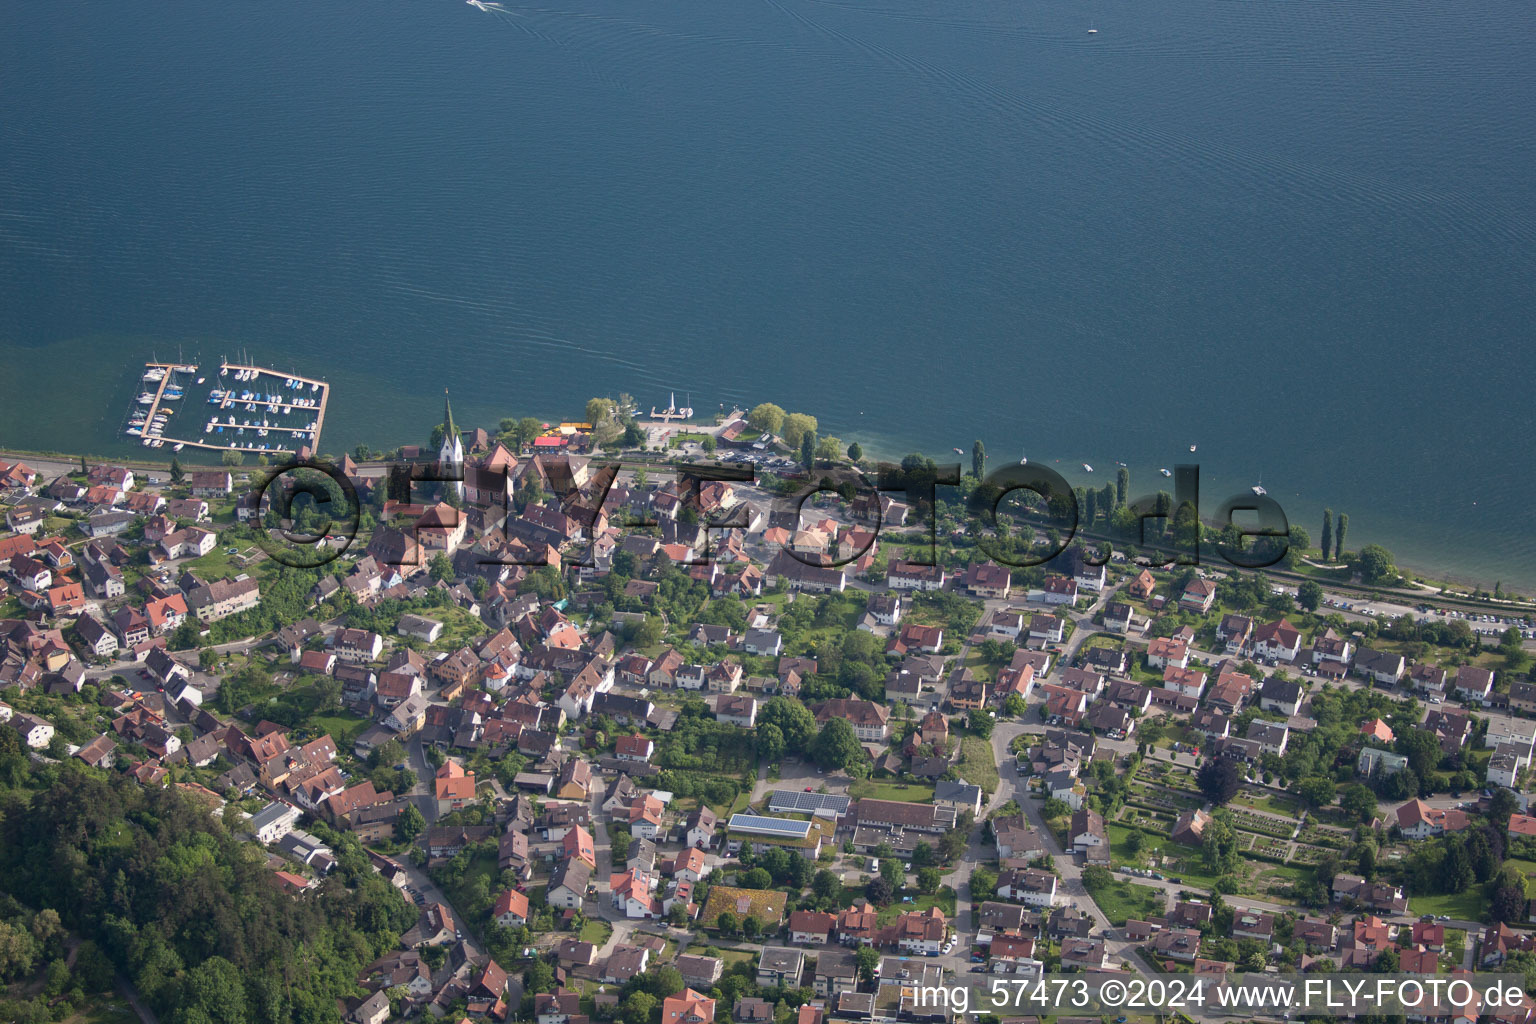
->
(439, 388), (465, 501)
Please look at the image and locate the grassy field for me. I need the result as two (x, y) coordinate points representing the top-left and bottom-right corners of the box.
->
(849, 780), (935, 803)
(1409, 889), (1483, 922)
(686, 945), (758, 966)
(1105, 823), (1226, 892)
(875, 887), (957, 924)
(957, 736), (1000, 795)
(580, 919), (613, 945)
(307, 710), (372, 747)
(1082, 876), (1167, 927)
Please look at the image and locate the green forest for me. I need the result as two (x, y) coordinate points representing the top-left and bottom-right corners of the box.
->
(0, 758), (416, 1024)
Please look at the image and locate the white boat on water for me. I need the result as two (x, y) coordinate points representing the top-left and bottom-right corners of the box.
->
(143, 368), (165, 381)
(1083, 463), (1094, 473)
(137, 393), (156, 404)
(1252, 479), (1266, 496)
(126, 427), (143, 436)
(1189, 444), (1197, 452)
(1160, 468), (1172, 477)
(176, 364), (196, 373)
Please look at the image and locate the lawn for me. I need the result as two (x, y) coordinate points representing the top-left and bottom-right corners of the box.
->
(1232, 790), (1302, 817)
(1409, 889), (1483, 922)
(1082, 876), (1167, 927)
(957, 736), (1000, 796)
(580, 919), (614, 945)
(1444, 928), (1467, 969)
(308, 710), (372, 747)
(183, 544), (254, 580)
(875, 887), (957, 924)
(686, 945), (758, 967)
(1106, 823), (1225, 892)
(849, 780), (935, 803)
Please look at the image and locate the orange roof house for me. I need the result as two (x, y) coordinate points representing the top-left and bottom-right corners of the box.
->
(564, 825), (597, 868)
(435, 760), (477, 813)
(1361, 718), (1394, 744)
(663, 989), (716, 1024)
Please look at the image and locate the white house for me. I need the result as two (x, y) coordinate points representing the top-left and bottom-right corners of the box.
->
(997, 868), (1059, 908)
(11, 713), (54, 750)
(250, 801), (302, 845)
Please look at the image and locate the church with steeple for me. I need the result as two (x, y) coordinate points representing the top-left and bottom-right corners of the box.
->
(439, 389), (464, 502)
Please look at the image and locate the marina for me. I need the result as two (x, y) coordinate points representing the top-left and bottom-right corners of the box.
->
(122, 360), (330, 457)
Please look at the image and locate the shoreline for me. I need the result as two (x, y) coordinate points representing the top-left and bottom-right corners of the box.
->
(4, 439), (1533, 605)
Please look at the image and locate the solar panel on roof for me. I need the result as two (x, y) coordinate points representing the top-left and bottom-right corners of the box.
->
(728, 813), (812, 838)
(767, 790), (851, 814)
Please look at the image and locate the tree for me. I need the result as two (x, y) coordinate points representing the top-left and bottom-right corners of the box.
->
(1197, 757), (1243, 805)
(880, 857), (903, 888)
(747, 403), (786, 437)
(1002, 693), (1027, 718)
(1491, 787), (1520, 831)
(620, 992), (657, 1024)
(170, 457), (185, 484)
(738, 867), (772, 890)
(971, 441), (986, 480)
(585, 397), (616, 429)
(815, 435), (842, 462)
(429, 552), (454, 582)
(916, 866), (942, 894)
(741, 916), (762, 939)
(1296, 775), (1336, 808)
(1439, 838), (1473, 893)
(1395, 729), (1443, 782)
(715, 911), (738, 935)
(1338, 784), (1378, 826)
(801, 432), (816, 471)
(1116, 467), (1129, 508)
(782, 413), (818, 450)
(865, 877), (894, 906)
(814, 719), (863, 772)
(220, 450), (244, 467)
(847, 442), (863, 462)
(1357, 544), (1396, 583)
(1201, 813), (1241, 875)
(1123, 830), (1145, 856)
(757, 723), (786, 764)
(1492, 865), (1530, 923)
(702, 434), (717, 453)
(759, 697), (817, 754)
(1297, 579), (1324, 612)
(968, 708), (994, 739)
(396, 803), (426, 842)
(854, 945), (880, 984)
(1321, 509), (1333, 563)
(814, 869), (840, 902)
(1334, 513), (1348, 561)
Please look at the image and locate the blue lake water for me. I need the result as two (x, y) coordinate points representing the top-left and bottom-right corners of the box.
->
(1, 0), (1533, 586)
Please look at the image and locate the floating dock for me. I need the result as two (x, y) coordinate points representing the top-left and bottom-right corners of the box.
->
(124, 360), (330, 457)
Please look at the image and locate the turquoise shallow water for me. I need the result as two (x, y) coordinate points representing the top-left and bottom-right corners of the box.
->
(0, 0), (1533, 587)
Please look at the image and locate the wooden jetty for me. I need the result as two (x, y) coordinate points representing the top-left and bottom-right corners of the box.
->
(128, 360), (330, 457)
